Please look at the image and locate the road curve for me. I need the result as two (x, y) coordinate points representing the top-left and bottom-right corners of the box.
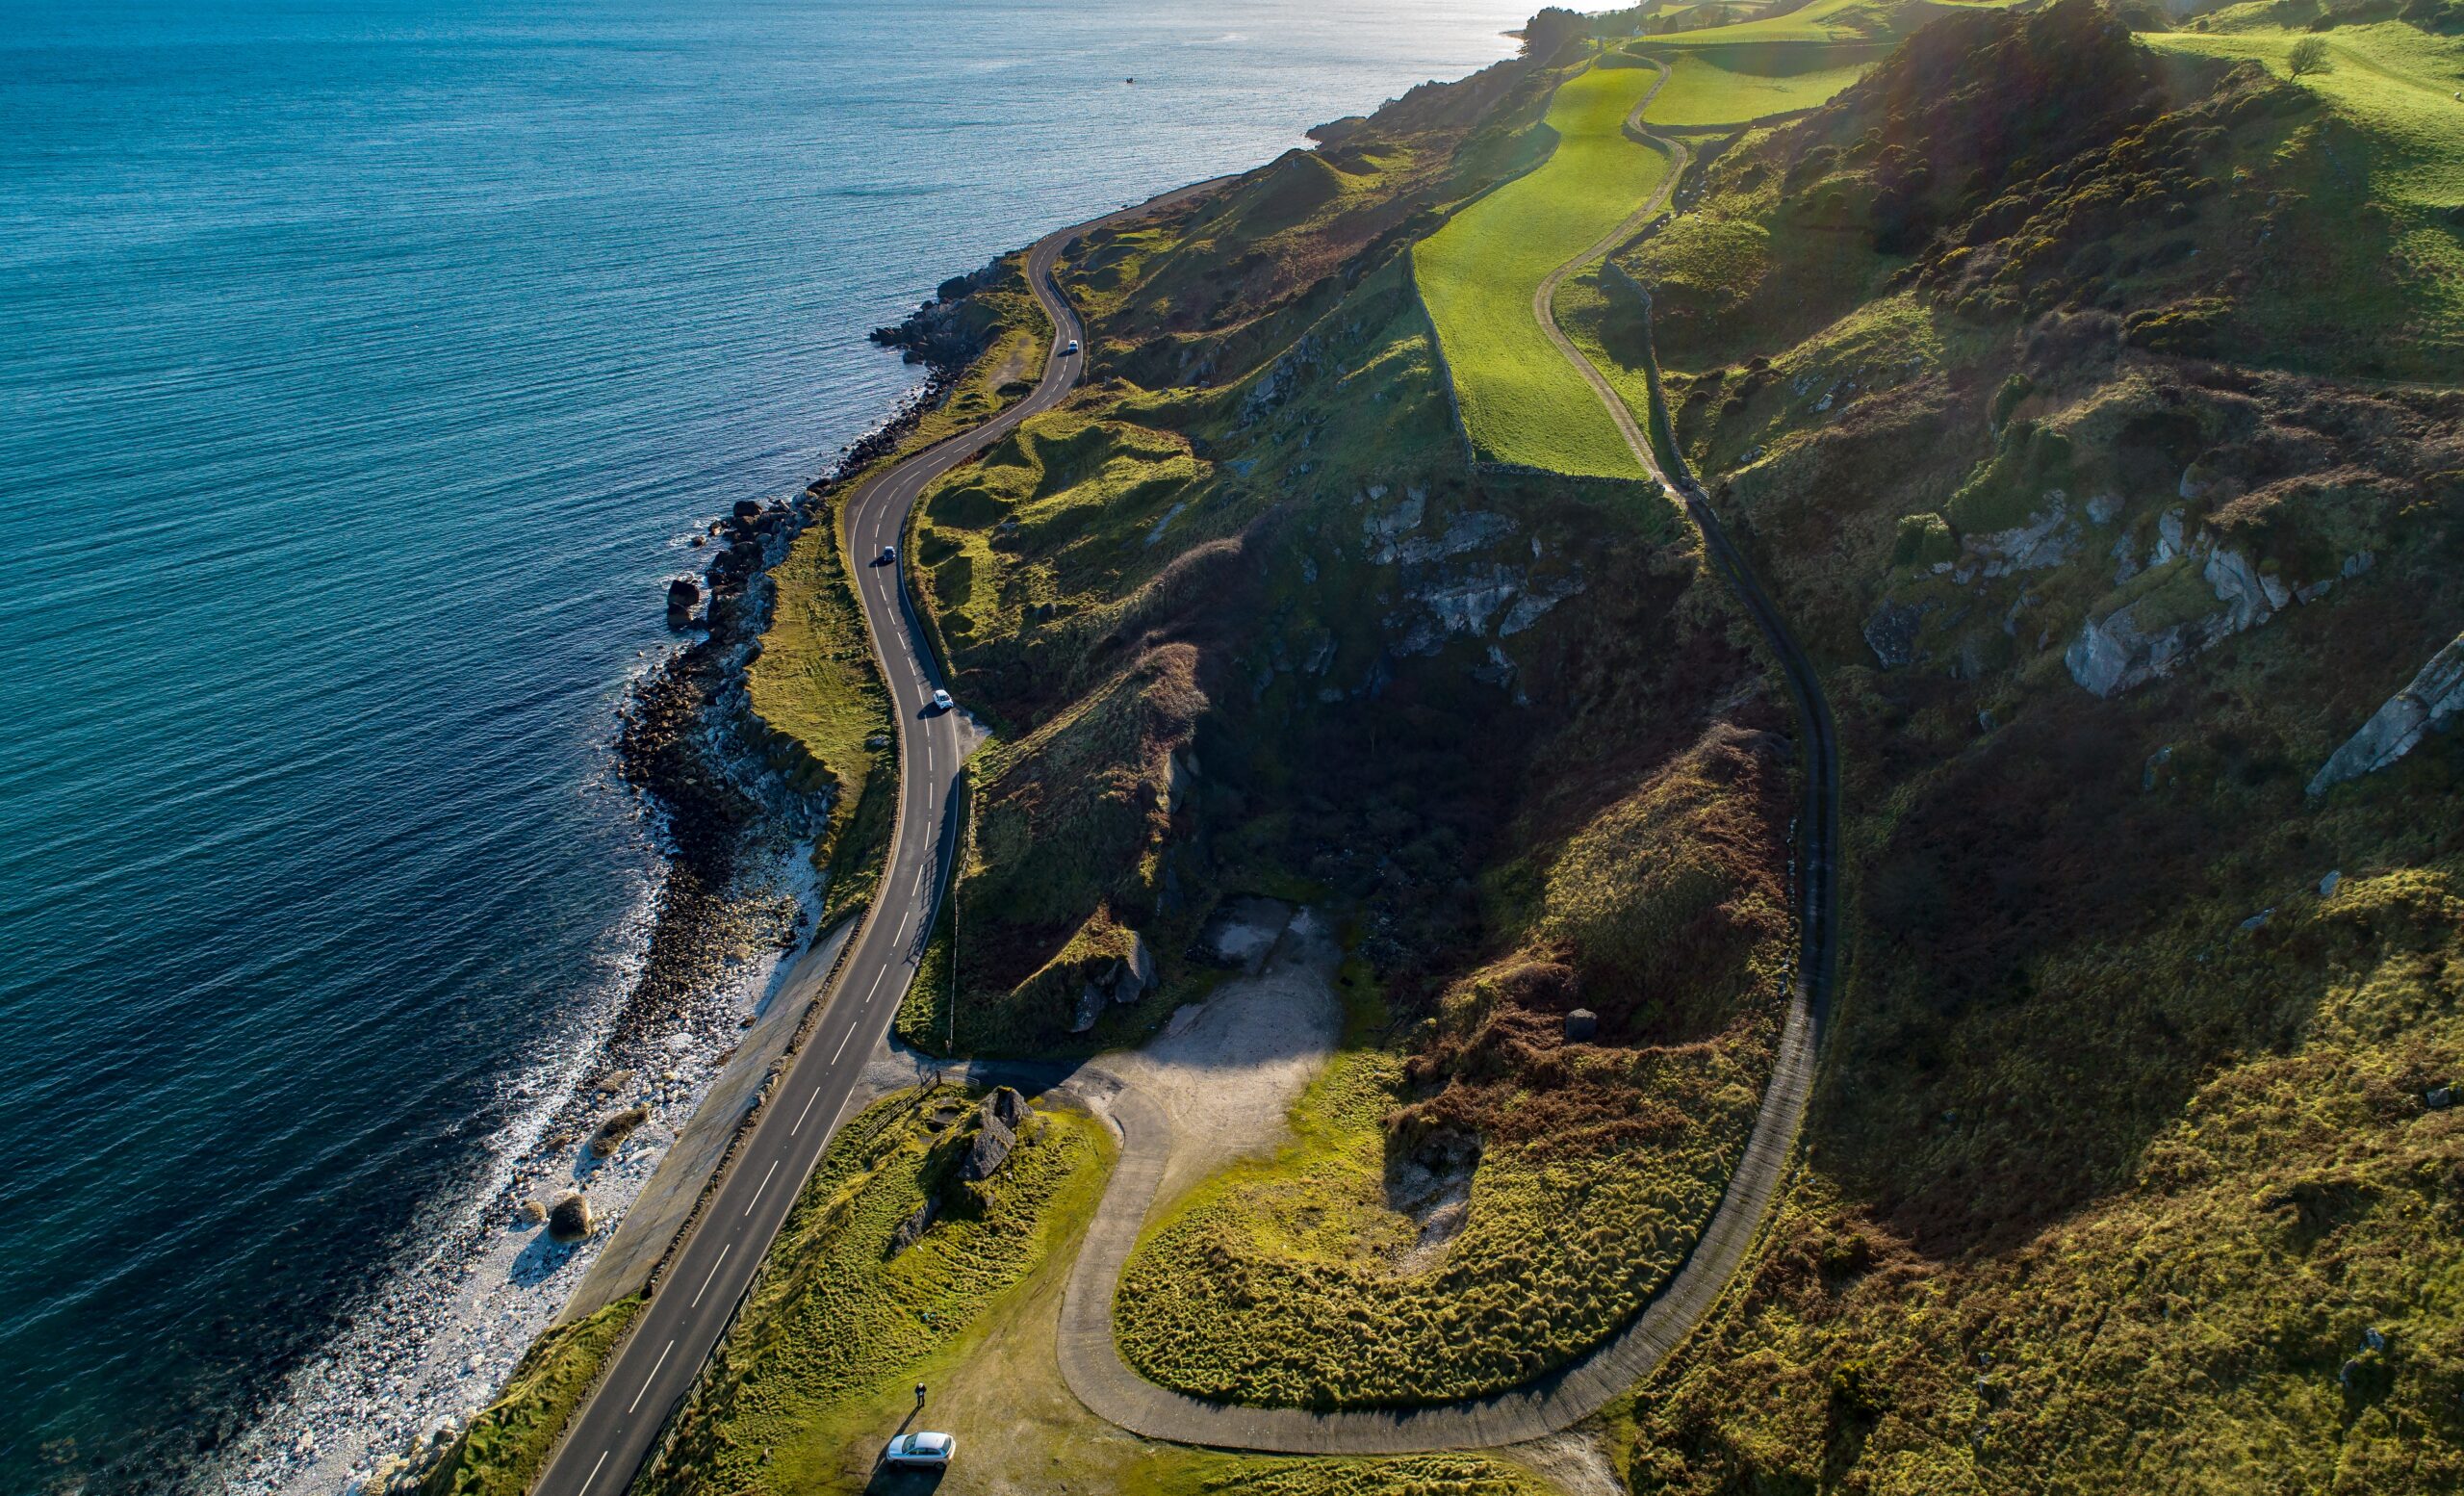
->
(529, 186), (1202, 1496)
(1051, 58), (1840, 1453)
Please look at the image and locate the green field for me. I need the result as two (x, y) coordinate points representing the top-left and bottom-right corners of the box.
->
(1645, 0), (2010, 45)
(1635, 42), (1886, 125)
(2143, 16), (2464, 372)
(2145, 19), (2464, 211)
(1413, 58), (1670, 477)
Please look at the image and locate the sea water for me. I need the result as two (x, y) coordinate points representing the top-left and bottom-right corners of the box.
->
(0, 0), (1527, 1488)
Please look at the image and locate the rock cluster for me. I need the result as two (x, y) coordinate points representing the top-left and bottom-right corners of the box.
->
(1066, 932), (1161, 1033)
(2064, 503), (2365, 698)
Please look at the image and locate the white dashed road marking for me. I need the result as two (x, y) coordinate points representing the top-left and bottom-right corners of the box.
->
(690, 1243), (732, 1308)
(628, 1340), (675, 1413)
(744, 1159), (780, 1214)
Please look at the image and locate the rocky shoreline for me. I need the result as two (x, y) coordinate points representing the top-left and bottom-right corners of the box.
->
(313, 292), (997, 1496)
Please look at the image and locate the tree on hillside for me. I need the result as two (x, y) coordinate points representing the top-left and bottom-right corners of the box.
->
(2289, 37), (2334, 73)
(1522, 7), (1589, 58)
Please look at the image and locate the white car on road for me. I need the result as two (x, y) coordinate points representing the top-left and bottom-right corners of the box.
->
(885, 1432), (954, 1468)
(930, 688), (954, 713)
(1064, 338), (1081, 356)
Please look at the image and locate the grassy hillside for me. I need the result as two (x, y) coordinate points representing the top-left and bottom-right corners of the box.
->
(1638, 43), (1888, 124)
(1414, 56), (1672, 476)
(632, 1087), (1558, 1496)
(636, 0), (2462, 1483)
(1116, 730), (1792, 1406)
(1553, 1), (2464, 1486)
(636, 1089), (1109, 1493)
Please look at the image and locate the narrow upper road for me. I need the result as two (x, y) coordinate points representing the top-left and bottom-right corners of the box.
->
(1052, 58), (1841, 1452)
(529, 185), (1205, 1496)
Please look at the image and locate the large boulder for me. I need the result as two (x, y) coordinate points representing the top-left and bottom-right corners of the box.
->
(665, 578), (701, 624)
(588, 1104), (650, 1158)
(889, 1196), (938, 1256)
(547, 1193), (596, 1243)
(987, 1085), (1031, 1131)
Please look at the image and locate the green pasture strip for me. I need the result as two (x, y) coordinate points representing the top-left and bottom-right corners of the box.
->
(1414, 59), (1670, 477)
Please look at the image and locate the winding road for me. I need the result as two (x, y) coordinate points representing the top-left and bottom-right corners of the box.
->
(1052, 56), (1842, 1452)
(534, 53), (1838, 1479)
(529, 188), (1192, 1496)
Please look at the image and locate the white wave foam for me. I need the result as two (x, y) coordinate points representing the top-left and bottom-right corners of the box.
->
(205, 834), (824, 1496)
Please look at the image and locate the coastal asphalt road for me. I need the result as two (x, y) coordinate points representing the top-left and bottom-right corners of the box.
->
(530, 184), (1209, 1496)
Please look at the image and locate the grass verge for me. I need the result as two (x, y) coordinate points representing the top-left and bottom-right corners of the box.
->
(416, 1295), (642, 1496)
(635, 1089), (1106, 1492)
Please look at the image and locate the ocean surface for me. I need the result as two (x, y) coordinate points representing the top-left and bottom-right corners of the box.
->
(0, 0), (1527, 1488)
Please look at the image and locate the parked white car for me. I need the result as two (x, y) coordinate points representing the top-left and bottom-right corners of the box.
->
(885, 1431), (955, 1467)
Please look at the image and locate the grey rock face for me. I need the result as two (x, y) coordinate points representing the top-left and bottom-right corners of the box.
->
(889, 1195), (938, 1255)
(1862, 600), (1933, 669)
(2066, 529), (2309, 699)
(1068, 980), (1106, 1034)
(2306, 631), (2464, 796)
(1123, 932), (1158, 997)
(1966, 500), (2078, 578)
(988, 1085), (1031, 1131)
(1361, 490), (1426, 559)
(961, 1108), (1017, 1182)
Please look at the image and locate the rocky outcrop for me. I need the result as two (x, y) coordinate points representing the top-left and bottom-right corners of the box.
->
(1065, 932), (1162, 1031)
(1069, 980), (1108, 1034)
(2307, 632), (2464, 796)
(665, 578), (701, 628)
(961, 1108), (1017, 1182)
(2065, 592), (2202, 698)
(2065, 520), (2345, 698)
(1964, 499), (2080, 578)
(987, 1085), (1031, 1130)
(1863, 600), (1933, 669)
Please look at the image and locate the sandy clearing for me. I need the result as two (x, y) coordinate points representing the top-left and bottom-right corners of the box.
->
(1096, 901), (1342, 1202)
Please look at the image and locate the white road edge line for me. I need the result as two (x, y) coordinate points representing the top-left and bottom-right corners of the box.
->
(689, 1243), (732, 1308)
(744, 1159), (780, 1214)
(628, 1339), (676, 1414)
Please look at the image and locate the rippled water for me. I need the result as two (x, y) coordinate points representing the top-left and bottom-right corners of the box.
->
(0, 0), (1525, 1487)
